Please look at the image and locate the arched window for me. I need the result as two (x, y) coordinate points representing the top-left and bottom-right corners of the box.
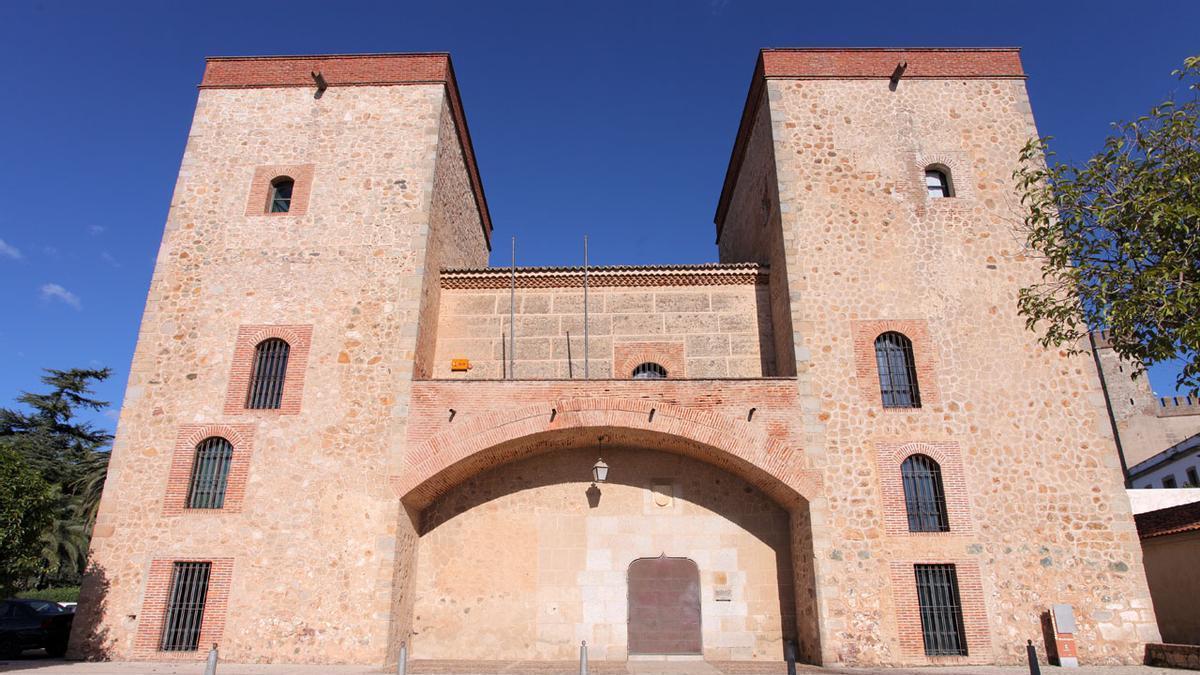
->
(269, 176), (294, 213)
(901, 454), (949, 532)
(187, 437), (234, 509)
(631, 362), (667, 379)
(246, 338), (290, 409)
(875, 332), (921, 408)
(924, 167), (952, 199)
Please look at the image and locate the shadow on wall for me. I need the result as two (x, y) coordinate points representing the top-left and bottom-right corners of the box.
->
(65, 562), (113, 661)
(414, 445), (814, 662)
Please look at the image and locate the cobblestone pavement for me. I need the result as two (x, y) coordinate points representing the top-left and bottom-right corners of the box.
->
(0, 657), (1185, 675)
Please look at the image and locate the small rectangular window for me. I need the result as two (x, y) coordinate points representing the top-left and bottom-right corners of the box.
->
(160, 562), (211, 652)
(1186, 467), (1199, 487)
(1163, 475), (1178, 489)
(914, 564), (967, 656)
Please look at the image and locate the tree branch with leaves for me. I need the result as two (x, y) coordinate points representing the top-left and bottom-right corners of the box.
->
(1014, 56), (1200, 393)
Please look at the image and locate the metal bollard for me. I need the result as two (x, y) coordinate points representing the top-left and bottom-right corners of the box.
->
(1027, 639), (1041, 675)
(203, 643), (219, 675)
(397, 640), (408, 675)
(579, 640), (588, 675)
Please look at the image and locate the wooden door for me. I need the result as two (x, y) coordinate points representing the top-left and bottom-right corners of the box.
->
(627, 556), (701, 654)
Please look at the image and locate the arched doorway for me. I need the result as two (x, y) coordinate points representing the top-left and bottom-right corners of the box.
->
(394, 419), (822, 664)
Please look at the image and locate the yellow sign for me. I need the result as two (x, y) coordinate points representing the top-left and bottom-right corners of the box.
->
(450, 359), (470, 372)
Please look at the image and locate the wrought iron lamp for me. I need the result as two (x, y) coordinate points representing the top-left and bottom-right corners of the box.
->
(591, 436), (609, 485)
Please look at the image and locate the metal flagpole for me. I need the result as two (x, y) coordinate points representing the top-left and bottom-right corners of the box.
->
(583, 235), (589, 380)
(510, 236), (516, 380)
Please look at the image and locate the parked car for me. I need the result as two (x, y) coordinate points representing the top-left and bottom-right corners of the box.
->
(0, 599), (74, 658)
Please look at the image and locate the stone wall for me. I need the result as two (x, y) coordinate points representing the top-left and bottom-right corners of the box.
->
(716, 50), (1160, 665)
(1093, 338), (1200, 470)
(431, 279), (774, 379)
(411, 447), (796, 661)
(72, 55), (488, 664)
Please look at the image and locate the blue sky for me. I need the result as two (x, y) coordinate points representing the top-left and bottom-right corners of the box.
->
(1, 0), (1197, 431)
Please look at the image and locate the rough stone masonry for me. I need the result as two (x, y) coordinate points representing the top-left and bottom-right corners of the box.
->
(70, 48), (1159, 668)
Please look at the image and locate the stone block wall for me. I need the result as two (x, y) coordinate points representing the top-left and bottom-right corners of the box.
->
(431, 268), (775, 379)
(411, 447), (795, 661)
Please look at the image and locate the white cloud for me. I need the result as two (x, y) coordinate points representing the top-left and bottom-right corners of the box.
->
(89, 225), (106, 235)
(40, 283), (82, 310)
(101, 251), (121, 268)
(0, 238), (21, 259)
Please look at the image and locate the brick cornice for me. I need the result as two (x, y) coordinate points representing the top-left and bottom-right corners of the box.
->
(715, 47), (1025, 237)
(200, 52), (493, 249)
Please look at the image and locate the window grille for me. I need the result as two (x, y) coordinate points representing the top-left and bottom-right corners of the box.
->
(875, 332), (921, 408)
(246, 338), (290, 409)
(160, 562), (211, 652)
(925, 169), (951, 198)
(269, 177), (294, 213)
(914, 564), (967, 656)
(632, 362), (667, 379)
(901, 454), (950, 532)
(187, 437), (233, 509)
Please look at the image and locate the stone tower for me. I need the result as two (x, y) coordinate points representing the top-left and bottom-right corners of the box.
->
(71, 53), (490, 662)
(716, 49), (1158, 664)
(73, 49), (1161, 669)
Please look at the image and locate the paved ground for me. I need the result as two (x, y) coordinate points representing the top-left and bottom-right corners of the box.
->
(0, 655), (1186, 675)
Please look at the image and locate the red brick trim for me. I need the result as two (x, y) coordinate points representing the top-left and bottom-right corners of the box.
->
(132, 558), (233, 659)
(223, 325), (312, 415)
(875, 441), (972, 535)
(761, 48), (1024, 80)
(889, 559), (990, 663)
(245, 164), (314, 217)
(715, 48), (1023, 236)
(614, 342), (685, 379)
(394, 397), (821, 509)
(201, 53), (492, 248)
(851, 319), (940, 408)
(163, 424), (256, 516)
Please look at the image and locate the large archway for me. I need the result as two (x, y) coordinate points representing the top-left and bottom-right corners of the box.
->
(388, 400), (823, 665)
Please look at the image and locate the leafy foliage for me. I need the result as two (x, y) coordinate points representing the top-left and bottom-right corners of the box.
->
(1013, 56), (1200, 392)
(0, 448), (57, 595)
(16, 585), (81, 603)
(0, 368), (113, 590)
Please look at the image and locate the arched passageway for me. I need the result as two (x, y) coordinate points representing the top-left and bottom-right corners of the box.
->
(388, 413), (823, 665)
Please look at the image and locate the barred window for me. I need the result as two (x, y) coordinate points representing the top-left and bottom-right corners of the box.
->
(875, 332), (921, 408)
(632, 362), (667, 379)
(914, 564), (967, 656)
(268, 176), (294, 213)
(160, 562), (211, 652)
(925, 168), (952, 198)
(901, 454), (949, 532)
(187, 437), (233, 509)
(246, 338), (290, 409)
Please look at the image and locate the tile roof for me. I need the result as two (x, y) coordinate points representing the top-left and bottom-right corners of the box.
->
(1135, 500), (1200, 539)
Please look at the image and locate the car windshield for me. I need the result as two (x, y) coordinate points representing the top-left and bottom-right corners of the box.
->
(25, 600), (65, 614)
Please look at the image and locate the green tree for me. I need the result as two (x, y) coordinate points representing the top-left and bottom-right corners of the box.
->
(1013, 56), (1200, 392)
(0, 368), (113, 588)
(0, 448), (57, 595)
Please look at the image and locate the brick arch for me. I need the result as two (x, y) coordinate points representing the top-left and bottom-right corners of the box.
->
(613, 342), (685, 379)
(915, 151), (972, 200)
(396, 398), (820, 509)
(874, 440), (972, 535)
(164, 423), (256, 516)
(180, 423), (254, 450)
